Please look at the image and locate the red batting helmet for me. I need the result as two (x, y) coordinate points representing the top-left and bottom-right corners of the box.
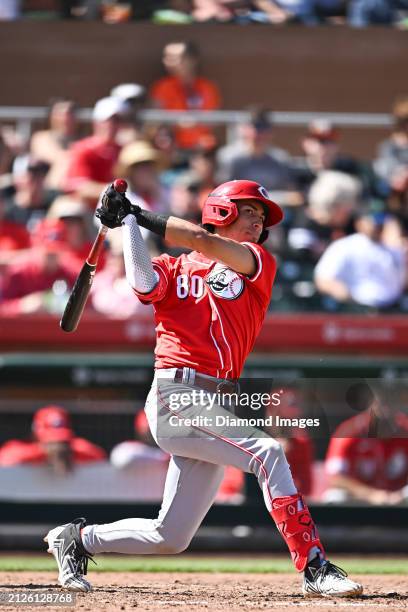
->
(202, 180), (283, 229)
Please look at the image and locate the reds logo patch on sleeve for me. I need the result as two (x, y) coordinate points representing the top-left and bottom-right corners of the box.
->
(206, 264), (244, 300)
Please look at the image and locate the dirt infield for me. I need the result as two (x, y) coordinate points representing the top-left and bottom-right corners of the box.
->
(0, 573), (407, 612)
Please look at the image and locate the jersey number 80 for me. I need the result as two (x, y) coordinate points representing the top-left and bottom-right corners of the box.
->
(176, 274), (205, 299)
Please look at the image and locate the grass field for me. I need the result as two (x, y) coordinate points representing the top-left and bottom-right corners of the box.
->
(0, 554), (406, 574)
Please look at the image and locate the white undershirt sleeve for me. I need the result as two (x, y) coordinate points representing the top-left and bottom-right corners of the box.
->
(121, 214), (158, 294)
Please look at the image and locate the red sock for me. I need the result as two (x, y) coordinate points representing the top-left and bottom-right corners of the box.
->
(270, 493), (325, 572)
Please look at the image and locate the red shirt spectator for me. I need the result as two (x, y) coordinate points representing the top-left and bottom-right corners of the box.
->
(0, 220), (79, 315)
(64, 96), (129, 207)
(0, 405), (106, 469)
(0, 219), (31, 251)
(0, 251), (78, 301)
(150, 41), (221, 150)
(65, 136), (121, 191)
(0, 438), (105, 466)
(325, 410), (408, 492)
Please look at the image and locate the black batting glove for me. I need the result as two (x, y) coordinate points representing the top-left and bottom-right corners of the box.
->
(95, 184), (140, 228)
(95, 207), (122, 229)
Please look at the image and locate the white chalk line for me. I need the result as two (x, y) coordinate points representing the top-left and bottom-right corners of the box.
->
(151, 599), (402, 608)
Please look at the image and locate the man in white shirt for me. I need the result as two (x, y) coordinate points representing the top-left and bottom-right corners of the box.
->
(314, 206), (405, 309)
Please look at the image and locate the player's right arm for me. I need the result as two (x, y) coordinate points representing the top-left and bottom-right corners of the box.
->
(95, 187), (169, 304)
(121, 215), (172, 304)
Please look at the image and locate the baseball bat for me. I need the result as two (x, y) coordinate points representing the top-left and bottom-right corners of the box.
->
(60, 179), (128, 333)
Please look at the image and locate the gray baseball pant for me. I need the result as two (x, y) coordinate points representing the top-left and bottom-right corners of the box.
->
(82, 368), (297, 555)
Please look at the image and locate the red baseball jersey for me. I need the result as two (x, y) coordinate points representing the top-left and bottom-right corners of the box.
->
(325, 411), (408, 491)
(135, 242), (276, 379)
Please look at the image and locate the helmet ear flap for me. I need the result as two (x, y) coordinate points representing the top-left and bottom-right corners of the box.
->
(202, 196), (239, 227)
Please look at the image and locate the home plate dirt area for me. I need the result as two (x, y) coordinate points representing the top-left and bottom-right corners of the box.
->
(0, 573), (407, 612)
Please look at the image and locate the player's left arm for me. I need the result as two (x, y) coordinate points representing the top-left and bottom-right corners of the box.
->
(96, 189), (257, 275)
(165, 217), (257, 276)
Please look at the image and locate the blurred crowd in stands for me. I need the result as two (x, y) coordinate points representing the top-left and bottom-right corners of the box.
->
(0, 381), (407, 505)
(0, 40), (408, 316)
(1, 0), (408, 27)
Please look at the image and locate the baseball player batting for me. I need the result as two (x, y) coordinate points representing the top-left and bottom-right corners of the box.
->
(44, 180), (363, 598)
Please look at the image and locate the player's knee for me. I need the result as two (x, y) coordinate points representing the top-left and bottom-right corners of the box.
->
(272, 439), (286, 460)
(256, 438), (289, 474)
(269, 439), (290, 470)
(156, 532), (191, 554)
(261, 438), (285, 463)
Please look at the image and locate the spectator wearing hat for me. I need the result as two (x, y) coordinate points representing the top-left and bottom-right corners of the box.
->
(115, 140), (169, 214)
(111, 83), (146, 108)
(64, 96), (129, 206)
(0, 405), (106, 476)
(294, 119), (376, 198)
(217, 108), (300, 206)
(110, 83), (146, 147)
(374, 95), (408, 196)
(150, 41), (221, 150)
(46, 195), (105, 271)
(0, 218), (79, 315)
(4, 156), (57, 231)
(314, 202), (406, 310)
